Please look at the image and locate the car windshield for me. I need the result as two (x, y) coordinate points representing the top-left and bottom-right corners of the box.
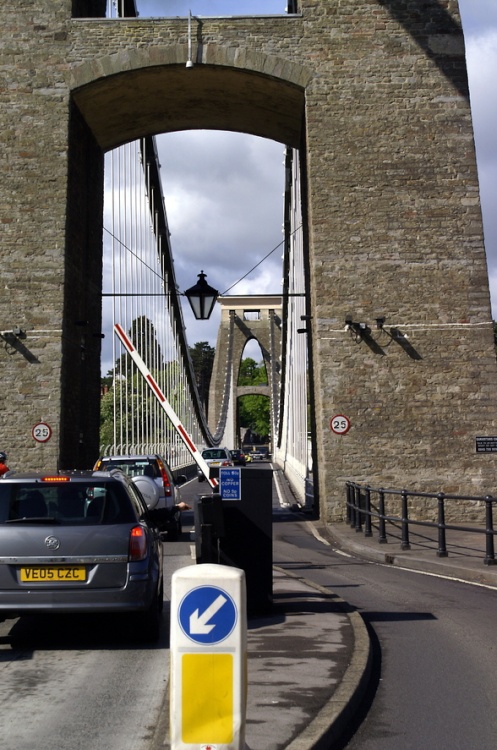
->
(0, 482), (136, 525)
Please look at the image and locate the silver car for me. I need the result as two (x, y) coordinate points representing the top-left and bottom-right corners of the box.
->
(93, 454), (186, 540)
(197, 447), (233, 482)
(0, 470), (167, 641)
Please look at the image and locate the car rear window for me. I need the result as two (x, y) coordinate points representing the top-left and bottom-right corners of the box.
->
(98, 459), (159, 479)
(0, 482), (136, 525)
(202, 450), (228, 460)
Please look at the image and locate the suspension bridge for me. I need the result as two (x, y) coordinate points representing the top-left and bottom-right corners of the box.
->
(101, 136), (311, 506)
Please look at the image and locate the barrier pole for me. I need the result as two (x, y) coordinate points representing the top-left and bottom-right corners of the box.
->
(114, 323), (218, 488)
(170, 563), (247, 750)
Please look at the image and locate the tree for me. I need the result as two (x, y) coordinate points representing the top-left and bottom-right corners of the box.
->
(113, 316), (164, 377)
(189, 341), (215, 409)
(99, 317), (185, 449)
(238, 357), (268, 386)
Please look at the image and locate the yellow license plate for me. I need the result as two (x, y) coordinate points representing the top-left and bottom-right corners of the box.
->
(20, 566), (87, 582)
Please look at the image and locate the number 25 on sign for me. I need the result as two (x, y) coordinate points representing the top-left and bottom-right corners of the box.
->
(330, 415), (351, 435)
(32, 422), (52, 443)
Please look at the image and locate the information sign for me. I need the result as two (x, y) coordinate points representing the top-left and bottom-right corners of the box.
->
(476, 436), (497, 453)
(220, 467), (241, 500)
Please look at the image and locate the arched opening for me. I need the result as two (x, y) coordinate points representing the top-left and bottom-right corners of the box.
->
(64, 55), (308, 468)
(237, 338), (270, 453)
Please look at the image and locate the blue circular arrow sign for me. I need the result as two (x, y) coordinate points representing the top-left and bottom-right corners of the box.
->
(178, 585), (237, 644)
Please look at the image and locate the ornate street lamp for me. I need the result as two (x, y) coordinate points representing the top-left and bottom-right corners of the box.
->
(184, 271), (219, 321)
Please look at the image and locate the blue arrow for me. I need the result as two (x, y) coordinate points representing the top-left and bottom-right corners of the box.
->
(189, 593), (228, 634)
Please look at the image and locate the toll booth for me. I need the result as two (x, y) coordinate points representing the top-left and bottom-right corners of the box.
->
(194, 468), (273, 615)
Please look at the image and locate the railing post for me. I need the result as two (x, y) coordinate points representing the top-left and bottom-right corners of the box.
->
(378, 489), (387, 543)
(364, 487), (372, 537)
(346, 482), (352, 525)
(354, 485), (362, 532)
(348, 483), (356, 528)
(484, 496), (496, 565)
(436, 492), (448, 557)
(401, 490), (411, 550)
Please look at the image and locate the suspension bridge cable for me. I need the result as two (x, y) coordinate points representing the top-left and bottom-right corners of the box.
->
(221, 224), (302, 295)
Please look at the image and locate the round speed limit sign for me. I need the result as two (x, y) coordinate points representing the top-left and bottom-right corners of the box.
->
(330, 415), (351, 435)
(32, 422), (52, 443)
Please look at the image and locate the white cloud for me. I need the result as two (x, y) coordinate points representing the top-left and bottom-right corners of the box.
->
(157, 130), (285, 301)
(459, 3), (497, 317)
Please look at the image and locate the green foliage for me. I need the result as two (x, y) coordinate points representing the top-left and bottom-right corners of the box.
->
(238, 357), (268, 385)
(237, 358), (270, 440)
(239, 394), (270, 439)
(99, 316), (192, 447)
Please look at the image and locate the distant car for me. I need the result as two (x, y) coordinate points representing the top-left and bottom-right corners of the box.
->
(0, 470), (169, 641)
(251, 448), (270, 461)
(230, 450), (246, 466)
(198, 448), (233, 482)
(93, 454), (186, 540)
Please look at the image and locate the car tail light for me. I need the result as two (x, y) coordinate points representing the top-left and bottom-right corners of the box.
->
(221, 460), (230, 467)
(158, 461), (172, 497)
(41, 476), (70, 483)
(129, 525), (148, 561)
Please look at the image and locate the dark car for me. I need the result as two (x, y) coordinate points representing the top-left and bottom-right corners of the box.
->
(230, 449), (246, 466)
(0, 470), (169, 641)
(93, 454), (186, 540)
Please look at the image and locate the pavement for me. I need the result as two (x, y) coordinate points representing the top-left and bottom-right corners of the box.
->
(242, 519), (497, 750)
(162, 472), (497, 750)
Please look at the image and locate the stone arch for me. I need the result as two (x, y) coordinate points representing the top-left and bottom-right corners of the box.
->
(236, 339), (272, 450)
(63, 53), (307, 465)
(6, 1), (497, 521)
(71, 45), (311, 150)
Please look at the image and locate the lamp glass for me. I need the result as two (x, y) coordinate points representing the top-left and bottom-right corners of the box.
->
(184, 271), (219, 321)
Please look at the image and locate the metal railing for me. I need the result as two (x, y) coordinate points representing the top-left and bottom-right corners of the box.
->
(345, 481), (497, 566)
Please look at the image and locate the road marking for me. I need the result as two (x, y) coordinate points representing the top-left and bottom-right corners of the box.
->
(378, 562), (497, 590)
(305, 521), (331, 546)
(273, 471), (291, 508)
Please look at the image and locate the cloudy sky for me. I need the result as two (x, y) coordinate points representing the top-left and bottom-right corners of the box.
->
(104, 0), (497, 367)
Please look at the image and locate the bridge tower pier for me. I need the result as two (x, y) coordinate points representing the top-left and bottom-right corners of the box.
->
(208, 296), (282, 451)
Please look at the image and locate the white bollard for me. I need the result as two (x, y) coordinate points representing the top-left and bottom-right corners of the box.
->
(170, 563), (247, 750)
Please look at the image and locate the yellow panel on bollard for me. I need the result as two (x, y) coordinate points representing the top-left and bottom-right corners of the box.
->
(170, 563), (247, 750)
(182, 654), (233, 743)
